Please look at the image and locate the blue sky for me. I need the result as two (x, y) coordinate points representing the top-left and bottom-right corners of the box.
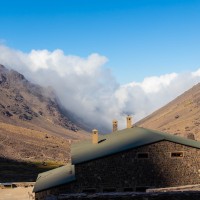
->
(1, 0), (200, 83)
(1, 0), (200, 130)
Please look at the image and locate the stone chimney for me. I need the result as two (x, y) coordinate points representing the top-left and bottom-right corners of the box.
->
(92, 129), (98, 144)
(112, 120), (118, 132)
(126, 116), (132, 128)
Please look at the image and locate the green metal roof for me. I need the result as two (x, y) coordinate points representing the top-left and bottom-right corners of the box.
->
(72, 127), (200, 164)
(33, 164), (75, 193)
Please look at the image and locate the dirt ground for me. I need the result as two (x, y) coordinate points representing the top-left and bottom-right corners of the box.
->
(0, 187), (34, 200)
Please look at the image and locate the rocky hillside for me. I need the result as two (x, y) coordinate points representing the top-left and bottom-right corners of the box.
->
(0, 64), (89, 164)
(137, 83), (200, 140)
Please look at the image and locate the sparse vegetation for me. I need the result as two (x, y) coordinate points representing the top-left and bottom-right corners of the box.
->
(0, 65), (91, 182)
(0, 65), (90, 182)
(186, 132), (195, 140)
(175, 115), (179, 119)
(137, 83), (200, 141)
(0, 158), (63, 182)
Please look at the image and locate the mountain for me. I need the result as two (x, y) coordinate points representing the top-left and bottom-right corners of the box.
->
(137, 83), (200, 140)
(0, 64), (89, 165)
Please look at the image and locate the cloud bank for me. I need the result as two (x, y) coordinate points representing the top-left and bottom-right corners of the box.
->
(0, 44), (200, 132)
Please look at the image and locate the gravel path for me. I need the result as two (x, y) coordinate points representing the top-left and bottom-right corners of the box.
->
(0, 187), (34, 200)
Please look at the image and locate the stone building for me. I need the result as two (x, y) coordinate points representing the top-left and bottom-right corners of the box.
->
(33, 117), (200, 200)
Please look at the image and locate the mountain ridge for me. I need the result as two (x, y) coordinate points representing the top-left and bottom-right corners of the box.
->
(0, 64), (89, 164)
(137, 82), (200, 140)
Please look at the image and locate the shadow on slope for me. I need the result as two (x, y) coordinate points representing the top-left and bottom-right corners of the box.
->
(0, 157), (63, 182)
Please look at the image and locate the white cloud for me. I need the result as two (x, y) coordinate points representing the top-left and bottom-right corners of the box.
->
(0, 44), (200, 132)
(127, 73), (178, 93)
(27, 49), (108, 76)
(192, 68), (200, 77)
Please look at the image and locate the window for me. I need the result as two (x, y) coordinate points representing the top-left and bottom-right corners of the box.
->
(137, 152), (149, 159)
(103, 188), (116, 192)
(135, 186), (149, 192)
(82, 188), (96, 193)
(171, 152), (184, 158)
(124, 187), (133, 192)
(0, 183), (13, 188)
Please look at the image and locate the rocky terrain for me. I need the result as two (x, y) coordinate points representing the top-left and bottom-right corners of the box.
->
(0, 64), (81, 132)
(137, 83), (200, 140)
(0, 64), (90, 181)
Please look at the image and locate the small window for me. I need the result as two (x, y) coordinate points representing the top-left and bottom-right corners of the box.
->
(103, 188), (116, 192)
(12, 184), (17, 188)
(1, 183), (12, 188)
(137, 153), (149, 159)
(135, 186), (149, 192)
(171, 152), (184, 158)
(124, 188), (133, 192)
(82, 188), (96, 193)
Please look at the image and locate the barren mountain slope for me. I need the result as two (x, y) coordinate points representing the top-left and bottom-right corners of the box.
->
(0, 64), (89, 164)
(137, 83), (200, 140)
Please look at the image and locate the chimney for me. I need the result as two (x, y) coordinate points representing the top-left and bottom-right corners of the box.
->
(126, 116), (132, 128)
(112, 119), (118, 132)
(92, 129), (98, 144)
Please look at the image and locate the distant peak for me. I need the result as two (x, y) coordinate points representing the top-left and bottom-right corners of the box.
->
(0, 64), (8, 73)
(0, 64), (5, 69)
(9, 69), (25, 81)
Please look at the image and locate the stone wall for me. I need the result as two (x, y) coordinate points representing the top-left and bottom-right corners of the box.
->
(57, 191), (200, 200)
(35, 140), (200, 200)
